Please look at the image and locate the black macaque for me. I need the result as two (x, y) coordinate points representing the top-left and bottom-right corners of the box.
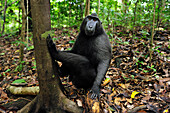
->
(47, 13), (111, 99)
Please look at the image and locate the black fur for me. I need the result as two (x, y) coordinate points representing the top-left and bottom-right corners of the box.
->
(47, 13), (111, 99)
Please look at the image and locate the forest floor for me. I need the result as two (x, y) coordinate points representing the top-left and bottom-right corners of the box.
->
(0, 27), (170, 113)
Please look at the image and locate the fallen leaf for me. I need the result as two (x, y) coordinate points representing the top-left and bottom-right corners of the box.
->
(76, 99), (83, 107)
(101, 77), (110, 87)
(1, 91), (8, 99)
(163, 108), (169, 113)
(114, 97), (121, 105)
(118, 84), (126, 89)
(131, 91), (140, 99)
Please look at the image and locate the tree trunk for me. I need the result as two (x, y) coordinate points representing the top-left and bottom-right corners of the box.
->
(150, 0), (156, 64)
(85, 0), (90, 17)
(18, 0), (26, 72)
(157, 0), (162, 28)
(106, 1), (111, 29)
(80, 0), (84, 20)
(160, 0), (165, 24)
(17, 0), (81, 112)
(18, 5), (21, 34)
(97, 0), (100, 16)
(1, 0), (7, 34)
(133, 0), (139, 37)
(113, 1), (117, 34)
(24, 0), (32, 31)
(69, 1), (71, 26)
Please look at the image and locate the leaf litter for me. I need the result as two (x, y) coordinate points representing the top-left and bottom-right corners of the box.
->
(0, 27), (169, 112)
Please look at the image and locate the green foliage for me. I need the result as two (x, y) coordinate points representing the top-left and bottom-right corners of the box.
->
(147, 65), (156, 72)
(12, 79), (26, 84)
(27, 45), (34, 51)
(69, 40), (75, 44)
(5, 69), (11, 73)
(131, 75), (135, 79)
(15, 61), (26, 72)
(50, 0), (84, 28)
(0, 0), (20, 35)
(0, 53), (5, 56)
(0, 0), (169, 38)
(139, 68), (149, 73)
(122, 74), (130, 81)
(32, 60), (36, 69)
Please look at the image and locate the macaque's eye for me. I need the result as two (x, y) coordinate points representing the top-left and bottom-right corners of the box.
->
(93, 18), (97, 21)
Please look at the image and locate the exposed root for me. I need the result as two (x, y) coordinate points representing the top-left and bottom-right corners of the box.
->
(17, 95), (82, 113)
(17, 96), (38, 113)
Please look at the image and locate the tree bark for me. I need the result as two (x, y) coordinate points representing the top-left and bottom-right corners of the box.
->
(24, 0), (32, 31)
(133, 0), (139, 37)
(85, 0), (90, 17)
(18, 0), (26, 72)
(97, 0), (100, 16)
(150, 0), (156, 64)
(1, 0), (7, 34)
(17, 0), (81, 112)
(80, 0), (84, 20)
